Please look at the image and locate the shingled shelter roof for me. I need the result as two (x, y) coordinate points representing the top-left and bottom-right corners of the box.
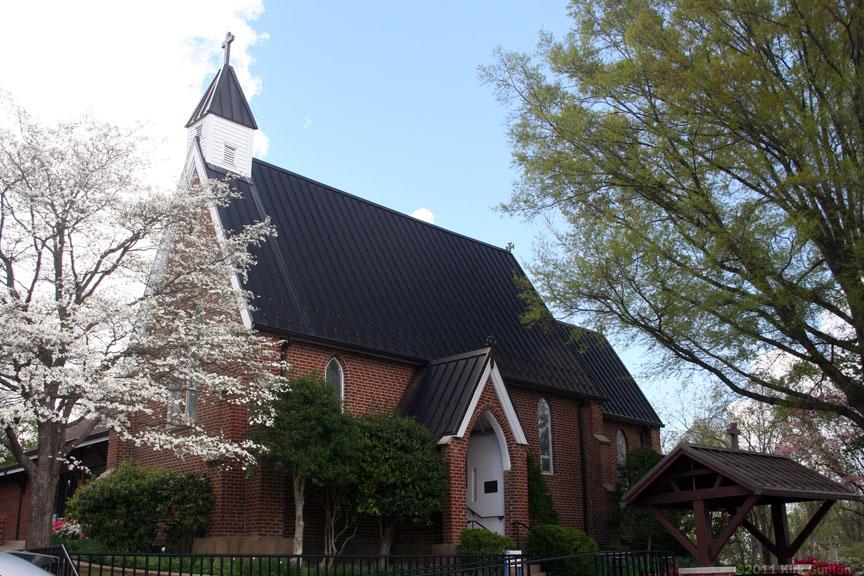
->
(211, 160), (662, 426)
(625, 444), (858, 507)
(624, 443), (860, 566)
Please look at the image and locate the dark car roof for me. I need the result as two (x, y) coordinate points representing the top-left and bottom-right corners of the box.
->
(214, 160), (661, 425)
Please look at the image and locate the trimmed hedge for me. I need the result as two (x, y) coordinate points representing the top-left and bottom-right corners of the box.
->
(66, 463), (211, 552)
(459, 529), (516, 556)
(527, 524), (598, 576)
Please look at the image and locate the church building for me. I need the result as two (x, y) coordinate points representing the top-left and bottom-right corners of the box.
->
(105, 35), (663, 554)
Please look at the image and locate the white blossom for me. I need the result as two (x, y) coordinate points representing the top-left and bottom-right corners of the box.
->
(0, 93), (280, 510)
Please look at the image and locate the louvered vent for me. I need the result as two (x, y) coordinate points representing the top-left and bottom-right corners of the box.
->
(224, 144), (236, 166)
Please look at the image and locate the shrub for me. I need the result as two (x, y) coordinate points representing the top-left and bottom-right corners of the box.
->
(161, 471), (213, 550)
(66, 463), (212, 552)
(610, 446), (685, 552)
(527, 524), (598, 576)
(459, 529), (516, 556)
(527, 453), (559, 525)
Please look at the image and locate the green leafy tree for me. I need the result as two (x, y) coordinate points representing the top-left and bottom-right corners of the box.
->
(357, 413), (447, 556)
(66, 463), (211, 552)
(252, 374), (347, 555)
(311, 412), (367, 559)
(527, 453), (560, 526)
(484, 0), (864, 440)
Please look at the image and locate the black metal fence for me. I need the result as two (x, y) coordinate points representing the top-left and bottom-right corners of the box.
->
(27, 547), (675, 576)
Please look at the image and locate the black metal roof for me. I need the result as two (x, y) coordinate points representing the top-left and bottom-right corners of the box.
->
(559, 323), (662, 425)
(186, 65), (258, 129)
(398, 348), (492, 439)
(213, 160), (662, 425)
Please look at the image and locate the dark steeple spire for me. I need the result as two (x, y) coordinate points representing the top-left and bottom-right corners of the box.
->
(185, 32), (258, 130)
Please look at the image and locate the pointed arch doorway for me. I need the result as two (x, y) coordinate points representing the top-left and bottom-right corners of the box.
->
(466, 411), (509, 534)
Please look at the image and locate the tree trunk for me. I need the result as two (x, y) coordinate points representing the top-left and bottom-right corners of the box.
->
(27, 423), (65, 548)
(27, 469), (60, 547)
(379, 519), (395, 557)
(292, 471), (305, 556)
(323, 503), (337, 558)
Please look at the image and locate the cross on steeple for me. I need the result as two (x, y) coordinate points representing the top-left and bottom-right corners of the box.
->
(222, 32), (235, 66)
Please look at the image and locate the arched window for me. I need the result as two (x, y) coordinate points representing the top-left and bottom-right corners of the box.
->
(616, 429), (628, 467)
(538, 398), (553, 474)
(325, 357), (344, 410)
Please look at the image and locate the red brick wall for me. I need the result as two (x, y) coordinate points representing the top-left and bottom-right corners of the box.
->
(119, 338), (420, 543)
(0, 475), (28, 542)
(282, 339), (416, 415)
(507, 387), (661, 544)
(509, 387), (589, 532)
(118, 330), (660, 549)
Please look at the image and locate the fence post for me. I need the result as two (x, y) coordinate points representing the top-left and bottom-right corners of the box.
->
(503, 550), (523, 576)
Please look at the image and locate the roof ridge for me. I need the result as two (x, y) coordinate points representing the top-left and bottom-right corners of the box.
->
(427, 347), (492, 367)
(688, 443), (793, 459)
(554, 319), (601, 336)
(251, 158), (515, 256)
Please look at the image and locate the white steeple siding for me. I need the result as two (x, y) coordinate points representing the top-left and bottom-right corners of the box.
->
(188, 114), (255, 177)
(185, 33), (258, 178)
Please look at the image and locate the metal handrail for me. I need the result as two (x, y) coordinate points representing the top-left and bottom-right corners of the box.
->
(466, 505), (504, 520)
(511, 520), (531, 549)
(511, 520), (561, 551)
(59, 545), (80, 576)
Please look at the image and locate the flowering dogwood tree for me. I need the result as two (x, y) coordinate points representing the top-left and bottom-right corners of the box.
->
(0, 96), (277, 547)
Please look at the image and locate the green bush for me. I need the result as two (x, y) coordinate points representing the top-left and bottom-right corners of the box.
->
(610, 446), (685, 552)
(527, 453), (560, 525)
(459, 529), (516, 556)
(66, 463), (212, 552)
(527, 524), (598, 576)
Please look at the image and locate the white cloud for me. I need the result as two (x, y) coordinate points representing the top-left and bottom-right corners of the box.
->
(253, 130), (270, 158)
(301, 116), (312, 131)
(0, 1), (267, 191)
(410, 207), (436, 224)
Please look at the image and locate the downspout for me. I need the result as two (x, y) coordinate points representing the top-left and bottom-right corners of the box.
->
(15, 476), (25, 540)
(279, 338), (290, 378)
(577, 401), (590, 531)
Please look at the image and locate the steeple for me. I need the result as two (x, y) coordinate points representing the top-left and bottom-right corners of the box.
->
(186, 32), (257, 177)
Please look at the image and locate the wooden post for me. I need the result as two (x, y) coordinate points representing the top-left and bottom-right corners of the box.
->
(693, 499), (713, 566)
(772, 502), (791, 564)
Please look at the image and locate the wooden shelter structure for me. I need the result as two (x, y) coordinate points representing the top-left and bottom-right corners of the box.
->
(623, 444), (860, 566)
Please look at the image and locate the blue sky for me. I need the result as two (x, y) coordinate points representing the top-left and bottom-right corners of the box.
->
(249, 1), (571, 261)
(2, 1), (690, 435)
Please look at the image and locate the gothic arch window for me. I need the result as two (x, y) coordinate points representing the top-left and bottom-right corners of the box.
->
(325, 357), (344, 410)
(616, 429), (628, 467)
(538, 398), (553, 474)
